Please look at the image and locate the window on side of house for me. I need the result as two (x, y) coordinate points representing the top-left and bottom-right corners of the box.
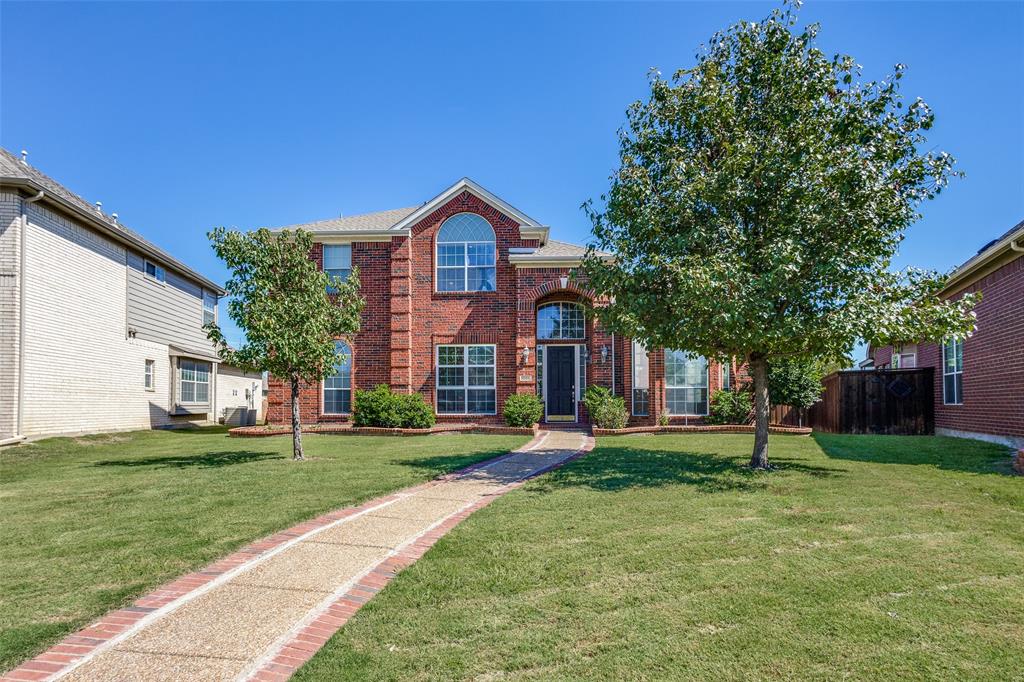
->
(943, 339), (963, 405)
(179, 359), (211, 404)
(536, 302), (585, 340)
(202, 291), (216, 326)
(144, 260), (166, 283)
(323, 340), (352, 414)
(631, 340), (649, 416)
(435, 213), (496, 292)
(664, 350), (709, 415)
(721, 361), (732, 391)
(436, 344), (496, 414)
(323, 245), (352, 291)
(144, 359), (154, 390)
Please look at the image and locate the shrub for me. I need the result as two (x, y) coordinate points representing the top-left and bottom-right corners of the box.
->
(503, 393), (543, 428)
(705, 389), (753, 425)
(658, 412), (670, 426)
(354, 384), (435, 428)
(399, 393), (436, 429)
(583, 386), (628, 430)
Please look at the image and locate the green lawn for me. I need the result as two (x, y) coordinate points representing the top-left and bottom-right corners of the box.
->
(294, 433), (1023, 681)
(0, 427), (528, 671)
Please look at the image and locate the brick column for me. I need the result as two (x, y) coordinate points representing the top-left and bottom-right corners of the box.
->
(514, 274), (537, 395)
(389, 235), (412, 392)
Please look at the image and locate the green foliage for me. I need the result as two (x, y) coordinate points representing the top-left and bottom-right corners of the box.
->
(768, 356), (828, 410)
(353, 385), (434, 429)
(503, 393), (543, 428)
(583, 386), (629, 430)
(205, 228), (364, 383)
(706, 389), (753, 425)
(399, 393), (436, 429)
(578, 2), (977, 464)
(658, 413), (670, 427)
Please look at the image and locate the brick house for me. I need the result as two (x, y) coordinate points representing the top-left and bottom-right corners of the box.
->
(267, 178), (733, 426)
(869, 219), (1024, 449)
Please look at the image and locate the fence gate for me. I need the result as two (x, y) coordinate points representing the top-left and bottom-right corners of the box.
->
(796, 368), (934, 435)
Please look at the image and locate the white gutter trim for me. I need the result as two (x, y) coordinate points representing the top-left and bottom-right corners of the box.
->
(1011, 238), (1024, 253)
(943, 224), (1024, 293)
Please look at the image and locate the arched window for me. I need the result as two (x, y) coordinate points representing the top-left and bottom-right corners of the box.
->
(436, 213), (496, 292)
(323, 340), (352, 414)
(537, 302), (585, 340)
(664, 350), (708, 415)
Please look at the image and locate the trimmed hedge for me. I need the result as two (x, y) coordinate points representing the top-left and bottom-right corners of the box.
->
(582, 386), (628, 430)
(503, 393), (543, 428)
(354, 384), (436, 429)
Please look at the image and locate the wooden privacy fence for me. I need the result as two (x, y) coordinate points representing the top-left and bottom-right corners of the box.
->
(771, 368), (935, 435)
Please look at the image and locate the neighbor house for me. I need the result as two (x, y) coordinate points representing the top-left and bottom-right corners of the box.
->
(0, 148), (262, 444)
(266, 178), (733, 426)
(870, 219), (1024, 449)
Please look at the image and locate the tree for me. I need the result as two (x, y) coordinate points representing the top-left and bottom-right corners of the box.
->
(768, 356), (829, 425)
(205, 228), (364, 460)
(580, 2), (977, 469)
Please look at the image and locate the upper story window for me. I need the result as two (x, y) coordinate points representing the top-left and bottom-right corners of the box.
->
(144, 260), (166, 283)
(664, 350), (709, 416)
(323, 245), (352, 292)
(202, 291), (216, 326)
(942, 338), (963, 405)
(891, 344), (917, 369)
(436, 213), (496, 292)
(537, 302), (585, 340)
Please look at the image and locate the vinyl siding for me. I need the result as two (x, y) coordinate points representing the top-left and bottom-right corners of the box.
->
(0, 191), (21, 439)
(126, 251), (216, 352)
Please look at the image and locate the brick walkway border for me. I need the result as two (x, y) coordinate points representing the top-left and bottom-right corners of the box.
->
(2, 431), (593, 682)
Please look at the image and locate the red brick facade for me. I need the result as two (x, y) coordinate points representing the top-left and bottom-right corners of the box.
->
(872, 248), (1023, 448)
(268, 189), (730, 426)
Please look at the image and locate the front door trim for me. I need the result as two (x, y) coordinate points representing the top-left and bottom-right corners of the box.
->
(542, 343), (580, 423)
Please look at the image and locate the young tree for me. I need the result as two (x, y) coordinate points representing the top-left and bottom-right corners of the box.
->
(580, 2), (976, 469)
(205, 228), (364, 460)
(768, 356), (829, 425)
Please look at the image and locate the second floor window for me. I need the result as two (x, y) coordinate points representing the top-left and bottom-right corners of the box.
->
(144, 260), (165, 283)
(323, 245), (352, 291)
(436, 213), (496, 292)
(203, 291), (216, 326)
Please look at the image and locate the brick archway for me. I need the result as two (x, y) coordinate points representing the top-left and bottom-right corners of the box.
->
(522, 277), (595, 304)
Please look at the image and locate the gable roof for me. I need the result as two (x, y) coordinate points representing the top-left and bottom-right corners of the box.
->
(271, 206), (418, 234)
(0, 147), (225, 294)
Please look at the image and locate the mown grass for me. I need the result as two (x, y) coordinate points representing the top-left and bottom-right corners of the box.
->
(0, 427), (528, 671)
(294, 433), (1023, 681)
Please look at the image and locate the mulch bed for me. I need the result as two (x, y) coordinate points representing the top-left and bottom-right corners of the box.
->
(229, 423), (538, 438)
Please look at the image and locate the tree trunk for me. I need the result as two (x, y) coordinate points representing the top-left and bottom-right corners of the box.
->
(290, 375), (304, 461)
(749, 355), (770, 469)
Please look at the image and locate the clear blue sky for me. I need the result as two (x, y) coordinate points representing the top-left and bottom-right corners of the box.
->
(3, 1), (1022, 354)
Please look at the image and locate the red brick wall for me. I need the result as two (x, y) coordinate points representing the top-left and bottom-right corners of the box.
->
(871, 254), (1024, 444)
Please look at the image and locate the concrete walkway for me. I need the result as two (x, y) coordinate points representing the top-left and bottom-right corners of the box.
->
(5, 430), (592, 682)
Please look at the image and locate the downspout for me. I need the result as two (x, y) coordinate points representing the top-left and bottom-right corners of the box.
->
(16, 190), (45, 439)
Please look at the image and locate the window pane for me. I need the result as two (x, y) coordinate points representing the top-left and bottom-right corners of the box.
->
(466, 389), (495, 414)
(438, 346), (464, 366)
(954, 340), (963, 372)
(323, 245), (352, 270)
(536, 345), (544, 396)
(437, 389), (465, 414)
(195, 363), (210, 382)
(437, 213), (494, 243)
(195, 383), (209, 404)
(537, 305), (558, 339)
(467, 267), (495, 292)
(633, 388), (649, 416)
(437, 267), (464, 292)
(955, 374), (963, 404)
(437, 244), (465, 267)
(438, 366), (465, 387)
(181, 382), (195, 403)
(632, 341), (649, 390)
(325, 389), (351, 414)
(468, 366), (494, 387)
(944, 374), (956, 404)
(468, 345), (494, 366)
(467, 243), (495, 266)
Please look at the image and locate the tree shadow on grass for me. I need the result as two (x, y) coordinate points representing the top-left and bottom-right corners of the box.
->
(529, 446), (844, 495)
(813, 432), (1016, 476)
(392, 448), (522, 478)
(93, 451), (284, 469)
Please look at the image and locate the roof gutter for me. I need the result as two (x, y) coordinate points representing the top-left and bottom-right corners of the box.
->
(941, 225), (1024, 295)
(15, 189), (45, 440)
(0, 177), (226, 295)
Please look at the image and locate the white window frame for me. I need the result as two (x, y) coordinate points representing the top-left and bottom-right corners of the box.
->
(434, 213), (496, 293)
(942, 338), (963, 405)
(323, 244), (352, 290)
(631, 340), (649, 416)
(178, 359), (211, 405)
(536, 301), (586, 341)
(664, 350), (709, 416)
(202, 291), (216, 326)
(435, 344), (497, 415)
(144, 359), (155, 391)
(891, 345), (917, 369)
(721, 361), (732, 391)
(322, 340), (353, 415)
(144, 259), (166, 283)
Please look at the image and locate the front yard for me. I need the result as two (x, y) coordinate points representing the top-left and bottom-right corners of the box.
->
(294, 433), (1023, 681)
(0, 427), (529, 671)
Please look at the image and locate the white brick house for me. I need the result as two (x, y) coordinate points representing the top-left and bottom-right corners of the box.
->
(0, 148), (261, 444)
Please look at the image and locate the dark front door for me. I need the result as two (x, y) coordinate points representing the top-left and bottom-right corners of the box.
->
(546, 346), (576, 421)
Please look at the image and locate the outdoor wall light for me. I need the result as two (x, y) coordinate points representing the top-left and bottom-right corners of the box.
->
(522, 346), (531, 365)
(601, 345), (609, 364)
